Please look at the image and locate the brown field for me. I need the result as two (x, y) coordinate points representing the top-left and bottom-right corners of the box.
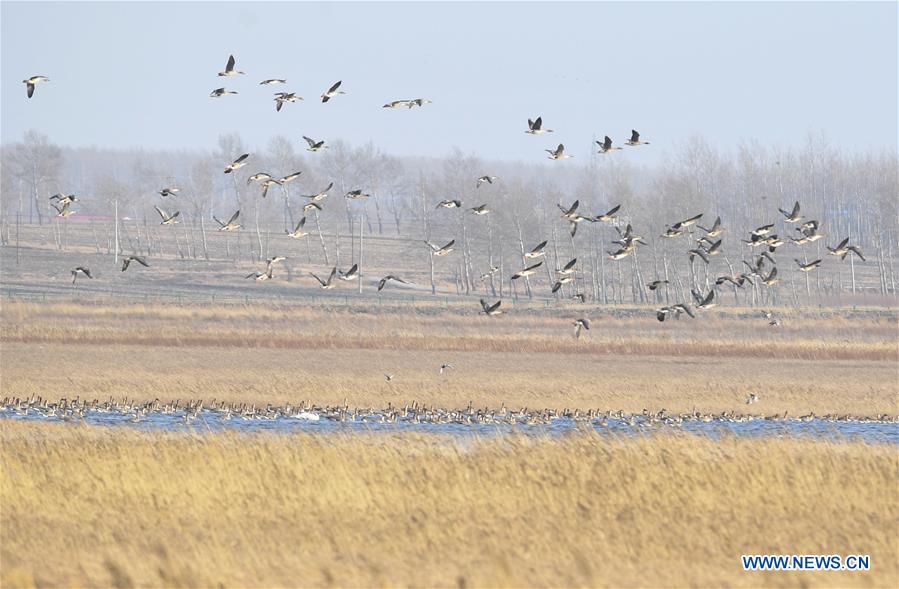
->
(1, 421), (896, 589)
(1, 300), (896, 415)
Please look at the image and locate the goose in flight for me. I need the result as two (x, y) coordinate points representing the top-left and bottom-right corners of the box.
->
(761, 267), (779, 286)
(121, 256), (149, 272)
(247, 172), (273, 185)
(158, 187), (180, 198)
(274, 92), (302, 111)
(480, 266), (500, 280)
(524, 240), (548, 259)
(214, 210), (241, 231)
(279, 171), (302, 184)
(345, 189), (370, 199)
(286, 217), (309, 238)
(265, 256), (286, 274)
(656, 304), (694, 322)
(377, 275), (408, 291)
(23, 75), (49, 98)
(50, 193), (78, 205)
(596, 136), (623, 154)
(715, 274), (751, 288)
(795, 258), (822, 272)
(338, 264), (359, 281)
(511, 261), (543, 279)
(245, 268), (273, 282)
(425, 240), (455, 256)
(558, 200), (582, 220)
(661, 226), (684, 238)
(647, 279), (669, 291)
(607, 247), (632, 261)
(52, 201), (75, 217)
(260, 178), (283, 198)
(470, 204), (491, 215)
(384, 373), (395, 382)
(383, 100), (413, 109)
(557, 258), (578, 275)
(71, 267), (92, 284)
(476, 175), (498, 188)
(439, 363), (455, 375)
(224, 153), (249, 173)
(154, 206), (180, 225)
(410, 98), (432, 108)
(526, 116), (553, 134)
(595, 204), (621, 223)
(546, 144), (572, 160)
(260, 78), (287, 85)
(218, 55), (245, 77)
(698, 216), (724, 237)
(302, 182), (333, 202)
(551, 275), (575, 293)
(436, 199), (462, 209)
(303, 202), (323, 213)
(309, 267), (338, 289)
(779, 201), (802, 223)
(303, 136), (327, 152)
(320, 80), (345, 102)
(210, 87), (238, 98)
(479, 299), (503, 316)
(827, 238), (865, 261)
(691, 289), (716, 309)
(751, 223), (776, 237)
(674, 213), (703, 229)
(625, 130), (650, 146)
(573, 318), (590, 339)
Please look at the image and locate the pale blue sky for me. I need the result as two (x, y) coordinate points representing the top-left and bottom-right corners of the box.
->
(2, 1), (896, 162)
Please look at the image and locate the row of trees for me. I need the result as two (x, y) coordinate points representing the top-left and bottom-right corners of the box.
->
(1, 129), (896, 305)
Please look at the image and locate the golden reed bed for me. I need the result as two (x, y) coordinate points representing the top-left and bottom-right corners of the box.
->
(1, 421), (896, 588)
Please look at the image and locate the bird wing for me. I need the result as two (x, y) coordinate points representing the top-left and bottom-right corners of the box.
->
(531, 240), (548, 254)
(630, 130), (640, 142)
(26, 83), (35, 98)
(234, 153), (249, 164)
(154, 206), (167, 220)
(134, 256), (149, 267)
(303, 136), (316, 147)
(227, 210), (240, 225)
(309, 272), (326, 286)
(328, 80), (342, 93)
(441, 240), (455, 250)
(225, 54), (236, 72)
(606, 204), (621, 216)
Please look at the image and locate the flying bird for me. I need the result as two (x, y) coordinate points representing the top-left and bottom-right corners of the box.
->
(23, 75), (49, 98)
(476, 175), (497, 188)
(286, 217), (309, 238)
(302, 182), (333, 202)
(596, 136), (623, 154)
(377, 275), (408, 291)
(546, 144), (572, 160)
(338, 264), (359, 281)
(214, 210), (241, 231)
(625, 130), (650, 146)
(121, 256), (149, 272)
(70, 267), (92, 284)
(303, 136), (327, 152)
(470, 204), (491, 215)
(224, 154), (249, 173)
(795, 259), (822, 272)
(511, 261), (543, 279)
(259, 79), (287, 85)
(479, 299), (503, 316)
(154, 206), (180, 225)
(210, 87), (238, 98)
(345, 189), (370, 200)
(425, 240), (455, 256)
(320, 80), (345, 102)
(573, 318), (590, 339)
(436, 199), (462, 209)
(310, 267), (338, 289)
(779, 201), (802, 223)
(218, 55), (245, 77)
(158, 187), (180, 198)
(526, 117), (553, 134)
(524, 240), (548, 259)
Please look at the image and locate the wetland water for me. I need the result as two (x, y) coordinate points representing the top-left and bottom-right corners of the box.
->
(2, 409), (897, 444)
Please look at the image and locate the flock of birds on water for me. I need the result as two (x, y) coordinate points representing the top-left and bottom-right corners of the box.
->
(18, 56), (880, 425)
(4, 395), (896, 428)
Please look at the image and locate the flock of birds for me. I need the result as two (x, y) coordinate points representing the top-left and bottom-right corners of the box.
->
(4, 395), (896, 427)
(30, 54), (868, 341)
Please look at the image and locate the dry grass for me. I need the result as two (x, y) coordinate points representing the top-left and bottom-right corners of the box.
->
(1, 301), (896, 415)
(1, 421), (896, 589)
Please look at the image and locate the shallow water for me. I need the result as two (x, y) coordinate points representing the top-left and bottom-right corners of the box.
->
(2, 409), (897, 444)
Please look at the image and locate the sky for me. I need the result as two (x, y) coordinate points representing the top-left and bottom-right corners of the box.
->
(1, 1), (896, 163)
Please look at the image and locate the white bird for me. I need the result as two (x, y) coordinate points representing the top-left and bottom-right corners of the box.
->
(546, 144), (572, 160)
(218, 55), (245, 77)
(23, 75), (49, 99)
(210, 87), (238, 98)
(214, 210), (241, 231)
(320, 80), (345, 102)
(526, 116), (553, 134)
(224, 154), (249, 173)
(625, 129), (650, 146)
(439, 363), (454, 374)
(303, 136), (327, 152)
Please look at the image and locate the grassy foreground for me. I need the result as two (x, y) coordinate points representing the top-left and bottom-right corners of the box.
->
(1, 421), (896, 588)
